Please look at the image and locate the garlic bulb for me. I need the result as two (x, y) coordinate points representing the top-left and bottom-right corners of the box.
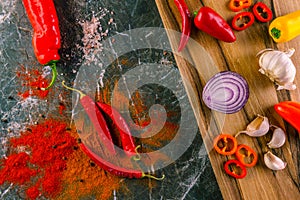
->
(257, 48), (296, 90)
(267, 127), (286, 148)
(236, 115), (269, 137)
(264, 151), (287, 170)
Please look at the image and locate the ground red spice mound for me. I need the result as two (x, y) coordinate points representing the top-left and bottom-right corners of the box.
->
(16, 65), (49, 99)
(0, 119), (77, 199)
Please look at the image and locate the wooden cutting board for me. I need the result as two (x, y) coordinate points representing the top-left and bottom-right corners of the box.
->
(155, 0), (300, 199)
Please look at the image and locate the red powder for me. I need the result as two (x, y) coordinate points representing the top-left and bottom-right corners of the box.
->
(0, 119), (77, 199)
(16, 65), (50, 99)
(26, 184), (40, 199)
(0, 152), (37, 185)
(58, 103), (66, 115)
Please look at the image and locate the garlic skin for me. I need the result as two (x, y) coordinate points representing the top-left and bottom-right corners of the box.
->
(264, 151), (287, 170)
(236, 115), (269, 137)
(257, 48), (296, 90)
(267, 127), (286, 148)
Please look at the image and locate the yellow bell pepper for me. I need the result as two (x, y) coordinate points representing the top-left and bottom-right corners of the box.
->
(269, 10), (300, 43)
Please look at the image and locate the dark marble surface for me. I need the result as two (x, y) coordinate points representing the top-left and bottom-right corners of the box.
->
(0, 0), (222, 199)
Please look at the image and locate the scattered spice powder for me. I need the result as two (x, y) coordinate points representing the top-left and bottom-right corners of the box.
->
(0, 119), (77, 199)
(56, 131), (121, 200)
(16, 65), (49, 99)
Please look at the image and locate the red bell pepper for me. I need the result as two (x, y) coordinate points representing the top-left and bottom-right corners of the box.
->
(235, 144), (258, 167)
(228, 0), (252, 12)
(22, 0), (61, 90)
(224, 159), (247, 179)
(231, 11), (255, 31)
(174, 0), (192, 52)
(274, 101), (300, 133)
(194, 7), (236, 43)
(252, 2), (273, 23)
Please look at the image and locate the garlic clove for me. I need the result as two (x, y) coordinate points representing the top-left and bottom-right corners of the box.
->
(277, 83), (297, 90)
(236, 115), (269, 137)
(264, 151), (287, 170)
(257, 48), (297, 91)
(267, 127), (286, 148)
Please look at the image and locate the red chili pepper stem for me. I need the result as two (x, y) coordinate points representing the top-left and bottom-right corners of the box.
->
(41, 60), (58, 91)
(131, 145), (141, 161)
(62, 80), (86, 98)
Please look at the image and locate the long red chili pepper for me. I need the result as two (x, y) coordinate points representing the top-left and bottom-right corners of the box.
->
(80, 143), (165, 179)
(62, 81), (116, 154)
(194, 7), (236, 42)
(96, 102), (137, 156)
(174, 0), (192, 52)
(274, 101), (300, 133)
(22, 0), (61, 90)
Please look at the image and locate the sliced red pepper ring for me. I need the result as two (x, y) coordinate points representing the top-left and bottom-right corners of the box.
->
(224, 159), (247, 179)
(213, 134), (238, 155)
(231, 11), (255, 31)
(252, 2), (273, 23)
(229, 0), (252, 12)
(235, 144), (258, 167)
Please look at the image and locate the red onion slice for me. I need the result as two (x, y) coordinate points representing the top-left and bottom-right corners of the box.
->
(202, 71), (249, 114)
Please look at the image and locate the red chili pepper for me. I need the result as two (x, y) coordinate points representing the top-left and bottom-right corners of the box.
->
(213, 134), (238, 156)
(194, 7), (236, 42)
(174, 0), (192, 51)
(80, 143), (165, 180)
(22, 0), (61, 90)
(80, 143), (142, 178)
(229, 0), (252, 12)
(274, 101), (300, 133)
(231, 11), (255, 31)
(62, 81), (116, 155)
(235, 144), (258, 167)
(252, 2), (273, 23)
(224, 159), (247, 179)
(96, 102), (137, 156)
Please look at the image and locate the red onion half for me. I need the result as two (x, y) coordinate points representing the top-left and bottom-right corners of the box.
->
(202, 71), (249, 114)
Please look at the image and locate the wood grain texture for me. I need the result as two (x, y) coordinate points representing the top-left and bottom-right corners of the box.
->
(155, 0), (300, 199)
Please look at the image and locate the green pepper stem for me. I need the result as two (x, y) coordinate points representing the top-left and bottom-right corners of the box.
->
(132, 145), (141, 161)
(270, 27), (281, 39)
(62, 81), (86, 99)
(142, 173), (165, 181)
(41, 61), (58, 91)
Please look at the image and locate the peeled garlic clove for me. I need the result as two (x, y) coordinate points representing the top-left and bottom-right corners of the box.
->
(264, 151), (287, 170)
(236, 115), (269, 137)
(267, 127), (286, 148)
